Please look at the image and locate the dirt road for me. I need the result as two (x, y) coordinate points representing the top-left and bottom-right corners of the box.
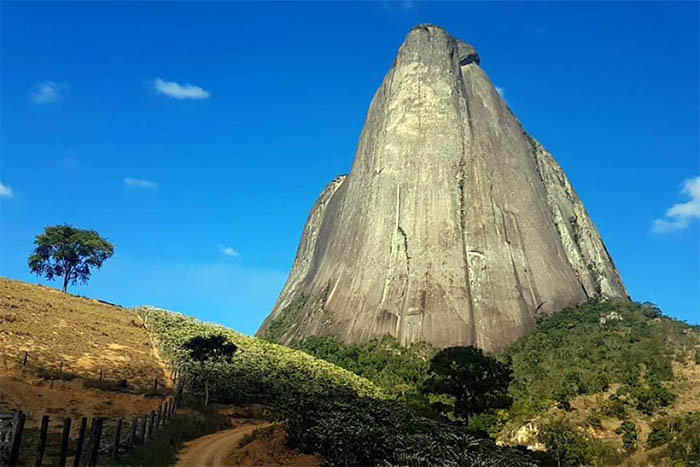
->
(177, 421), (273, 466)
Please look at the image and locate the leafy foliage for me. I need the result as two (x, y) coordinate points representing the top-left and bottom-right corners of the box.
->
(506, 300), (697, 420)
(277, 300), (699, 465)
(647, 412), (700, 464)
(537, 418), (590, 467)
(140, 307), (538, 466)
(258, 294), (308, 342)
(28, 224), (113, 292)
(292, 335), (435, 400)
(423, 346), (512, 421)
(615, 420), (638, 452)
(183, 334), (238, 406)
(183, 334), (237, 363)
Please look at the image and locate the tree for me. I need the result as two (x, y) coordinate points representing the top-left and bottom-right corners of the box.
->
(538, 418), (589, 467)
(422, 346), (512, 422)
(183, 334), (237, 406)
(28, 224), (114, 293)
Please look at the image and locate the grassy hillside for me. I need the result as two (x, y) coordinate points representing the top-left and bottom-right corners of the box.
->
(0, 278), (173, 465)
(141, 306), (537, 466)
(138, 306), (382, 401)
(290, 300), (700, 466)
(0, 278), (169, 401)
(501, 299), (700, 466)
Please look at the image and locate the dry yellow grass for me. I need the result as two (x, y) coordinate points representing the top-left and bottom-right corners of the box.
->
(0, 278), (171, 425)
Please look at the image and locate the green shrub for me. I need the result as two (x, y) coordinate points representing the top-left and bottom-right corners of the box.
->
(584, 412), (603, 430)
(537, 418), (590, 467)
(624, 380), (675, 415)
(615, 420), (637, 452)
(601, 395), (627, 419)
(292, 334), (435, 400)
(585, 438), (625, 466)
(258, 294), (308, 342)
(647, 412), (700, 464)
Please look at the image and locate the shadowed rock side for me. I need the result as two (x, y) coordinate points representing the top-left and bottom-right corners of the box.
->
(257, 25), (627, 352)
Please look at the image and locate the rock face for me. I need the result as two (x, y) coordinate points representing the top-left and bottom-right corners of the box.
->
(257, 25), (627, 352)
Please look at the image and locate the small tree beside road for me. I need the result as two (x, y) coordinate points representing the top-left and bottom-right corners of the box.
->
(183, 334), (238, 406)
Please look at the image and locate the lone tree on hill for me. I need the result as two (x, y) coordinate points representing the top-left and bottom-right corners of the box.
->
(183, 334), (238, 406)
(423, 346), (512, 422)
(28, 224), (114, 293)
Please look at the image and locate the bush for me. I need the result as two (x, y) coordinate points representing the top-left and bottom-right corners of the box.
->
(537, 418), (590, 467)
(623, 380), (675, 415)
(601, 395), (627, 419)
(615, 421), (637, 452)
(647, 412), (700, 464)
(292, 335), (435, 400)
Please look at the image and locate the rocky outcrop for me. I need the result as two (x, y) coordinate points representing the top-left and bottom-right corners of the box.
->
(257, 24), (627, 352)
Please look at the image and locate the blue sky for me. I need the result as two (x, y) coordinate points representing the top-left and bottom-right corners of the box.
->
(1, 1), (698, 333)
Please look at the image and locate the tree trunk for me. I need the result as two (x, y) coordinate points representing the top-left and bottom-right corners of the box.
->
(62, 272), (70, 293)
(204, 381), (209, 407)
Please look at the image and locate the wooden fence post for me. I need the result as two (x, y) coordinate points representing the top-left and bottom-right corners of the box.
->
(8, 411), (26, 467)
(111, 419), (122, 458)
(22, 352), (28, 367)
(58, 417), (72, 467)
(72, 417), (87, 467)
(128, 418), (137, 453)
(147, 412), (155, 439)
(155, 405), (162, 428)
(87, 418), (102, 467)
(140, 415), (147, 444)
(153, 378), (158, 392)
(35, 415), (49, 466)
(98, 370), (103, 387)
(58, 360), (64, 379)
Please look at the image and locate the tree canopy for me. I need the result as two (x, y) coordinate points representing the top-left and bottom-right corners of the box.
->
(183, 334), (238, 406)
(27, 224), (114, 293)
(423, 346), (512, 421)
(183, 334), (238, 363)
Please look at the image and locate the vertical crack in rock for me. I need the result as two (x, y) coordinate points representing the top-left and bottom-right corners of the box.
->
(456, 41), (477, 342)
(257, 24), (627, 351)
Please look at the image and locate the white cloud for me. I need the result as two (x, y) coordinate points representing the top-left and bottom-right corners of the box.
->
(124, 178), (158, 189)
(652, 175), (700, 233)
(154, 78), (210, 100)
(32, 81), (60, 104)
(0, 182), (13, 198)
(495, 86), (505, 98)
(220, 245), (240, 257)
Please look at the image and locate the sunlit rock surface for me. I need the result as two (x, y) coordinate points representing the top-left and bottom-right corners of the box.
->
(257, 25), (627, 352)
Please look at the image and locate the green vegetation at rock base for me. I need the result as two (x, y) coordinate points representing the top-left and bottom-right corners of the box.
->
(290, 300), (700, 466)
(140, 306), (537, 466)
